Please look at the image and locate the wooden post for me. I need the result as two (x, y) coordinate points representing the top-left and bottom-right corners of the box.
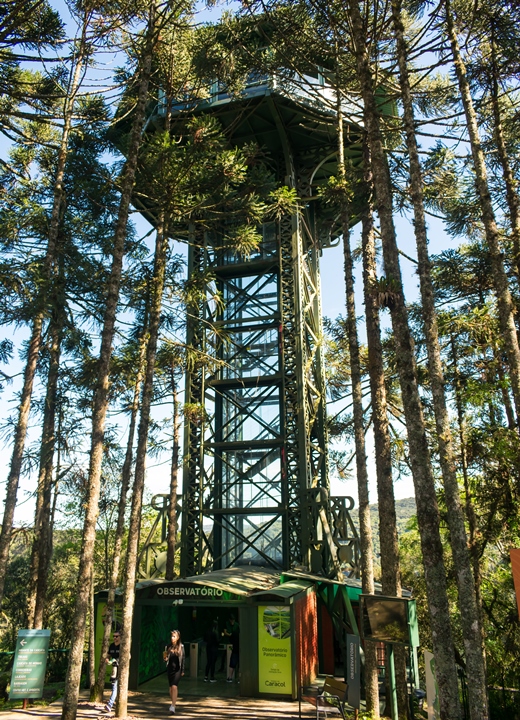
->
(22, 699), (27, 710)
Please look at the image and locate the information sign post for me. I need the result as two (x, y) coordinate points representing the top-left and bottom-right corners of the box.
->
(258, 606), (293, 695)
(346, 634), (361, 709)
(9, 629), (51, 705)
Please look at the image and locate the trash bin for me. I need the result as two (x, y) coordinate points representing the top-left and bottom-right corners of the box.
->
(190, 642), (198, 678)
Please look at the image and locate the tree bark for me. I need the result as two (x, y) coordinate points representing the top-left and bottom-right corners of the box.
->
(444, 0), (520, 425)
(60, 9), (156, 718)
(160, 57), (179, 584)
(116, 218), (169, 717)
(90, 335), (146, 702)
(335, 96), (379, 717)
(391, 3), (488, 718)
(347, 1), (462, 717)
(450, 335), (483, 616)
(495, 351), (516, 429)
(360, 141), (409, 718)
(88, 571), (96, 690)
(31, 320), (61, 629)
(165, 374), (180, 581)
(27, 254), (66, 628)
(0, 314), (43, 611)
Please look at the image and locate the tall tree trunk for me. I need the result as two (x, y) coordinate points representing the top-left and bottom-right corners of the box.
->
(0, 12), (90, 612)
(116, 218), (169, 717)
(165, 374), (180, 581)
(32, 322), (61, 629)
(450, 335), (482, 610)
(489, 27), (520, 285)
(391, 3), (488, 718)
(0, 315), (43, 611)
(161, 63), (179, 584)
(90, 335), (146, 702)
(347, 2), (462, 717)
(444, 0), (520, 425)
(361, 140), (401, 600)
(360, 142), (409, 719)
(336, 97), (379, 717)
(494, 351), (516, 429)
(27, 257), (66, 628)
(50, 397), (63, 533)
(88, 571), (96, 690)
(60, 10), (157, 718)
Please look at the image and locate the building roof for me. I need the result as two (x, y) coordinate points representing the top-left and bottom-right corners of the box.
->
(103, 566), (410, 601)
(281, 570), (411, 599)
(250, 579), (314, 602)
(135, 566), (281, 597)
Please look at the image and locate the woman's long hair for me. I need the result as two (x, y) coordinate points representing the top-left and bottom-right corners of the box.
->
(169, 630), (183, 656)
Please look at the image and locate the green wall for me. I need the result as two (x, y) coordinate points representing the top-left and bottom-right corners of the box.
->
(138, 605), (179, 684)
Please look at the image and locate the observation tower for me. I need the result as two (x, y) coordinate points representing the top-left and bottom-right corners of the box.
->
(148, 59), (364, 581)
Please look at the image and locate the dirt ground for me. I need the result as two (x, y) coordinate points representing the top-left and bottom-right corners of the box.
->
(0, 690), (316, 720)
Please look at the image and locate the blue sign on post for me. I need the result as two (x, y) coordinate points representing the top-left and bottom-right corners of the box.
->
(10, 629), (51, 700)
(346, 633), (361, 709)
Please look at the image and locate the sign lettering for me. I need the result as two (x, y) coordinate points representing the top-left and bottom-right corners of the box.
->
(346, 634), (361, 709)
(156, 585), (224, 597)
(9, 629), (51, 700)
(258, 606), (292, 695)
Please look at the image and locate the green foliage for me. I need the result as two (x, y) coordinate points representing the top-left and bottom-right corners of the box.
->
(318, 176), (355, 207)
(135, 116), (274, 247)
(183, 402), (208, 424)
(268, 186), (300, 219)
(0, 550), (30, 651)
(0, 0), (64, 49)
(0, 530), (82, 652)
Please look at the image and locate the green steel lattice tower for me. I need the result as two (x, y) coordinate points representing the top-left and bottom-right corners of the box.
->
(158, 73), (363, 579)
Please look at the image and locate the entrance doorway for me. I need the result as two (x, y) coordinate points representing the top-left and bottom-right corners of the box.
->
(136, 604), (241, 698)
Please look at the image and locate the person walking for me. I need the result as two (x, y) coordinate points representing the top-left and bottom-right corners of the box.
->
(164, 629), (185, 714)
(204, 620), (219, 683)
(222, 614), (239, 682)
(102, 630), (121, 713)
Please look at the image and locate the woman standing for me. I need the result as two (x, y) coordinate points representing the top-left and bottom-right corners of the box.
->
(164, 629), (185, 714)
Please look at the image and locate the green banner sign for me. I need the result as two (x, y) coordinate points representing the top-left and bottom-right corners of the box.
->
(10, 629), (51, 700)
(258, 606), (292, 695)
(347, 634), (361, 709)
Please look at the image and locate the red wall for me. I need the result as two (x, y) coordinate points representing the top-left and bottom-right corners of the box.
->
(320, 603), (335, 675)
(295, 590), (318, 688)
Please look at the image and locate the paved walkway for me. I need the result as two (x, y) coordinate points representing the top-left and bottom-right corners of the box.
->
(0, 691), (315, 720)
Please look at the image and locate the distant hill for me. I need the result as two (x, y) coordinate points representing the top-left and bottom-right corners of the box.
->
(349, 497), (417, 558)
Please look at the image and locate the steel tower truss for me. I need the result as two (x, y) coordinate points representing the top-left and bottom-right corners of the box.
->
(179, 85), (362, 578)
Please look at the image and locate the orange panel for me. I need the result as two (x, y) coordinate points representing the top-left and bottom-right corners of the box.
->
(320, 604), (335, 675)
(295, 592), (318, 688)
